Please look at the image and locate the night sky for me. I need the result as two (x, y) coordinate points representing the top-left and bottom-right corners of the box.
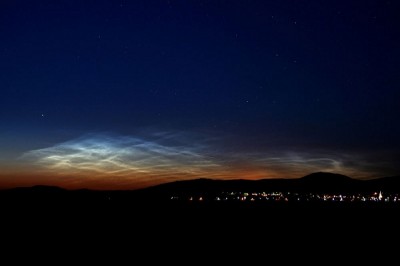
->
(1, 0), (399, 189)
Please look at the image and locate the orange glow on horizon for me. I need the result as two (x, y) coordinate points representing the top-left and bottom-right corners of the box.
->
(0, 134), (378, 190)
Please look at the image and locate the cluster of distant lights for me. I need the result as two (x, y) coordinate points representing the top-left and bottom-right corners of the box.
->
(170, 191), (400, 203)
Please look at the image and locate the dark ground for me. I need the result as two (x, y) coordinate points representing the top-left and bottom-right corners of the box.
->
(1, 179), (399, 255)
(1, 193), (398, 260)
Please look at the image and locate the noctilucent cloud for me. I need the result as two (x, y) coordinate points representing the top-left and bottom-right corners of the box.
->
(1, 1), (399, 189)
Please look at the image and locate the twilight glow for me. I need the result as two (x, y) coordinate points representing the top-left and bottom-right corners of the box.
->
(0, 132), (391, 189)
(1, 1), (399, 189)
(21, 133), (221, 188)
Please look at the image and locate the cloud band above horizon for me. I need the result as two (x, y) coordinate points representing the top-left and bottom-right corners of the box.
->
(4, 131), (392, 189)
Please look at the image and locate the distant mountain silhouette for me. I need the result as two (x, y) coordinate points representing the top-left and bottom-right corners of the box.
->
(9, 185), (67, 193)
(298, 172), (361, 193)
(139, 172), (400, 195)
(301, 172), (353, 182)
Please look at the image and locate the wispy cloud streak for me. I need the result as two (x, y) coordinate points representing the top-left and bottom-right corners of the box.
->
(20, 132), (394, 188)
(22, 134), (220, 184)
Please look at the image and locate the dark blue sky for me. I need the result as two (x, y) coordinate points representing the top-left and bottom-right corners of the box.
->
(1, 0), (399, 189)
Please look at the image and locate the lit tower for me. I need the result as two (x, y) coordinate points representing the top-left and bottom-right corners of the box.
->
(378, 191), (383, 201)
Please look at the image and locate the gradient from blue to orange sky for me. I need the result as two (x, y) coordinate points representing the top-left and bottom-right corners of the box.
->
(1, 1), (399, 189)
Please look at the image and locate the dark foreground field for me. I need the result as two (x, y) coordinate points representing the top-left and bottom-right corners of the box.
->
(1, 178), (400, 246)
(1, 192), (399, 258)
(2, 194), (399, 224)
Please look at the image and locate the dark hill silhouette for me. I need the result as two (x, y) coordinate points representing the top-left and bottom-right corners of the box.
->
(3, 185), (67, 196)
(298, 172), (361, 193)
(300, 172), (352, 182)
(138, 172), (362, 196)
(10, 185), (67, 193)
